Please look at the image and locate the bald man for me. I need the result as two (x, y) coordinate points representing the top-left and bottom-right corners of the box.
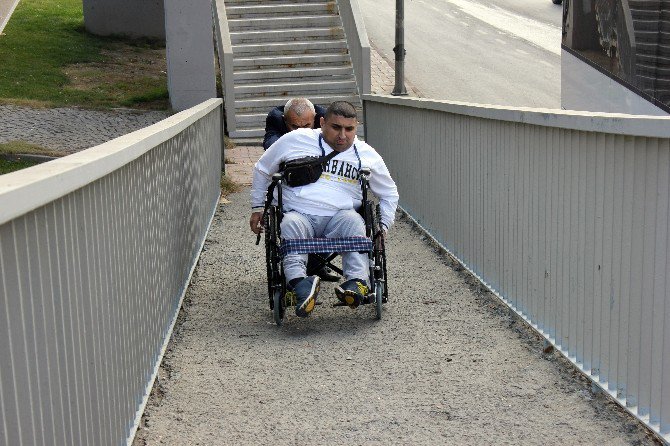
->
(262, 98), (327, 150)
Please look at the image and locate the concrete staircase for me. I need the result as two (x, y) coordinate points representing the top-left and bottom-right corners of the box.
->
(225, 0), (363, 142)
(629, 0), (670, 103)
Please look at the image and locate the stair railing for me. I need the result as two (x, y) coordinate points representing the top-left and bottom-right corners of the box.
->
(213, 0), (237, 135)
(619, 0), (637, 87)
(336, 0), (371, 96)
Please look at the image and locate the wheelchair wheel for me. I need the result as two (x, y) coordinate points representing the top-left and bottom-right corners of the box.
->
(375, 283), (383, 320)
(264, 206), (284, 313)
(273, 289), (284, 326)
(374, 204), (389, 303)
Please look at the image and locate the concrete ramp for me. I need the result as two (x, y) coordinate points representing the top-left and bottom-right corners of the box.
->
(132, 188), (658, 445)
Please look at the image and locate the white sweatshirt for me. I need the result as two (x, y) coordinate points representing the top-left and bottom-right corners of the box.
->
(251, 128), (399, 230)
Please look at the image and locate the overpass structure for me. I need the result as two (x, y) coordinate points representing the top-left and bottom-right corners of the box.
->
(2, 94), (670, 445)
(3, 0), (670, 444)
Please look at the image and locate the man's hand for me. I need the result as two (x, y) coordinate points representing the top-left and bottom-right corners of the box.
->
(250, 211), (264, 235)
(375, 227), (387, 251)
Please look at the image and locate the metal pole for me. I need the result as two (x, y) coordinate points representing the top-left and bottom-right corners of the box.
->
(392, 0), (408, 95)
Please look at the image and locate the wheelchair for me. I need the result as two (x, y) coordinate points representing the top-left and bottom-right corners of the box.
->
(256, 168), (388, 326)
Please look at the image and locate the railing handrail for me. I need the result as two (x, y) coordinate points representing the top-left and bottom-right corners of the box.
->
(0, 98), (222, 226)
(212, 0), (236, 133)
(621, 0), (636, 53)
(363, 94), (670, 138)
(337, 0), (371, 95)
(363, 93), (670, 443)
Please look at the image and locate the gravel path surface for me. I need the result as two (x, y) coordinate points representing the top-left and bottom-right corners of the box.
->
(133, 188), (659, 446)
(0, 105), (169, 154)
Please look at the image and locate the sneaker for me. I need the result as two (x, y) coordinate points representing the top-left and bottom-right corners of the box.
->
(293, 276), (321, 318)
(335, 279), (369, 309)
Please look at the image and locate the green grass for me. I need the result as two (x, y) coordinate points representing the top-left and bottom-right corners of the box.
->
(0, 0), (168, 109)
(220, 174), (241, 198)
(0, 140), (61, 157)
(0, 158), (40, 175)
(0, 141), (60, 175)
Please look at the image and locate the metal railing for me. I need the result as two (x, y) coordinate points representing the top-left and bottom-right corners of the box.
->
(336, 0), (372, 96)
(363, 94), (670, 442)
(619, 0), (637, 86)
(0, 99), (223, 446)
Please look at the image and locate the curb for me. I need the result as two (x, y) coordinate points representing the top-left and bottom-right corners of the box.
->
(0, 153), (58, 163)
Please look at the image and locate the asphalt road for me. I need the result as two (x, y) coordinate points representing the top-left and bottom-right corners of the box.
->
(359, 0), (563, 108)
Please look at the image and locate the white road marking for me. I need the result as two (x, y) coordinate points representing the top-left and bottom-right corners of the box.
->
(443, 0), (561, 55)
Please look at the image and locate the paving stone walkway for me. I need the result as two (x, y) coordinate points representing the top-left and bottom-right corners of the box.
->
(0, 105), (169, 154)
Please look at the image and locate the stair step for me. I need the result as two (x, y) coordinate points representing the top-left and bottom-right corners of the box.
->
(233, 40), (348, 56)
(637, 53), (670, 67)
(234, 66), (355, 84)
(224, 0), (362, 141)
(634, 30), (670, 44)
(234, 53), (351, 70)
(230, 27), (345, 44)
(230, 128), (269, 138)
(630, 8), (662, 21)
(632, 19), (670, 32)
(235, 105), (362, 125)
(629, 0), (665, 9)
(231, 125), (366, 139)
(636, 64), (670, 78)
(234, 79), (358, 98)
(228, 15), (340, 31)
(637, 42), (670, 57)
(637, 73), (670, 88)
(655, 90), (670, 102)
(639, 86), (670, 99)
(236, 112), (272, 125)
(226, 2), (337, 19)
(235, 94), (361, 114)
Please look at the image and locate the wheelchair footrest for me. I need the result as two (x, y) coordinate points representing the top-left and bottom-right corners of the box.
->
(332, 294), (377, 307)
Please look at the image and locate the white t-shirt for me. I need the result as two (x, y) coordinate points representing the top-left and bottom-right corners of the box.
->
(251, 128), (399, 229)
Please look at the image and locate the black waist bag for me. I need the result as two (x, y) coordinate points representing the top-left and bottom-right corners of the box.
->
(280, 150), (338, 187)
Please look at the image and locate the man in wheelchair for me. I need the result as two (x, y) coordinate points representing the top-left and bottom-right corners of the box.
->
(249, 101), (399, 318)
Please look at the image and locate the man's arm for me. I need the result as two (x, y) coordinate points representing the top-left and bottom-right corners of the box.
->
(368, 159), (399, 231)
(250, 133), (290, 233)
(263, 107), (287, 150)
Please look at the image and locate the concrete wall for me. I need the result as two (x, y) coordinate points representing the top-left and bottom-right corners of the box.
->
(165, 0), (218, 112)
(83, 0), (165, 40)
